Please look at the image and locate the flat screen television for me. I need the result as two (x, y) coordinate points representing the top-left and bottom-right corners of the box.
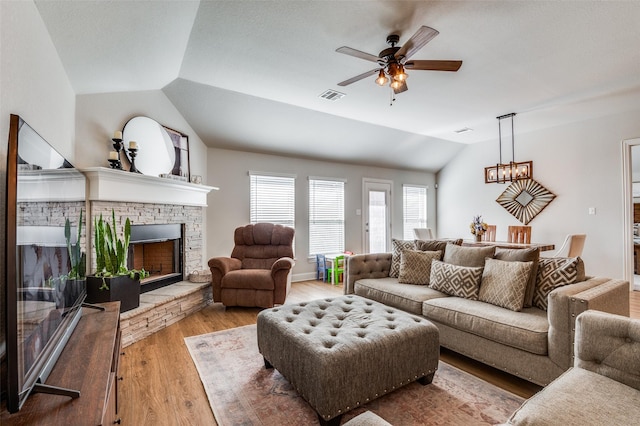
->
(2, 114), (87, 412)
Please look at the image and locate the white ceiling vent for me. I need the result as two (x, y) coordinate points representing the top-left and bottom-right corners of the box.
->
(453, 127), (473, 134)
(319, 89), (346, 101)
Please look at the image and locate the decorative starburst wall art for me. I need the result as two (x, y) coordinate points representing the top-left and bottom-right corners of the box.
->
(496, 179), (556, 224)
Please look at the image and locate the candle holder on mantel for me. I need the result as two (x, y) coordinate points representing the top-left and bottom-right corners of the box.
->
(108, 158), (121, 169)
(111, 137), (124, 169)
(128, 147), (141, 173)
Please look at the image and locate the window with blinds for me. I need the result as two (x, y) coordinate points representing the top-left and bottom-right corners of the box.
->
(403, 185), (428, 240)
(309, 178), (345, 255)
(249, 173), (295, 228)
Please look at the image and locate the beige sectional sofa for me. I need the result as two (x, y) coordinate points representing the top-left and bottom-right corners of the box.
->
(345, 241), (630, 386)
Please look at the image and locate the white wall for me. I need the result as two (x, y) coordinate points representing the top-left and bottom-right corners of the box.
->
(75, 90), (207, 178)
(1, 0), (76, 160)
(206, 148), (436, 280)
(437, 108), (640, 280)
(75, 90), (209, 265)
(0, 0), (76, 365)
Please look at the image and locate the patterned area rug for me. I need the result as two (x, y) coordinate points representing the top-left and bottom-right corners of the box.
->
(185, 325), (523, 425)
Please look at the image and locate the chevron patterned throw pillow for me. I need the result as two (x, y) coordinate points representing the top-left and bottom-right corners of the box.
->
(390, 239), (416, 278)
(429, 260), (483, 300)
(533, 257), (581, 310)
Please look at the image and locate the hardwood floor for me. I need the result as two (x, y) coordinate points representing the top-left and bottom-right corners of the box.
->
(118, 283), (640, 425)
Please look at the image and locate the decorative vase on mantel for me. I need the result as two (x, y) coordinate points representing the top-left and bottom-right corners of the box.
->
(475, 234), (482, 242)
(86, 275), (141, 313)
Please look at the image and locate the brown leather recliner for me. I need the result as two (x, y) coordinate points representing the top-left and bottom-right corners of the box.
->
(208, 223), (295, 308)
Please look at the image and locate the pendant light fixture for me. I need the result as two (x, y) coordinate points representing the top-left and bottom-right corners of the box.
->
(484, 113), (533, 184)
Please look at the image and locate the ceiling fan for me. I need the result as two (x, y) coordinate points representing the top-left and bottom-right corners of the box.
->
(336, 26), (462, 94)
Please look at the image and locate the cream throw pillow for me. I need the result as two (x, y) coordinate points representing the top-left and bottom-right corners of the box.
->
(478, 258), (533, 312)
(398, 250), (442, 285)
(429, 260), (483, 300)
(442, 243), (496, 267)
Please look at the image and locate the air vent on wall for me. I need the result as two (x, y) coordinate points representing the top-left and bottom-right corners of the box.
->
(319, 89), (346, 101)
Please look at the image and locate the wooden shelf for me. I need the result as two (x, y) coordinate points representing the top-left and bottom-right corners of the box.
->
(1, 302), (121, 425)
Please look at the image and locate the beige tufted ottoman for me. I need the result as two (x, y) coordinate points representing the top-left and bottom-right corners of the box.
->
(257, 295), (439, 426)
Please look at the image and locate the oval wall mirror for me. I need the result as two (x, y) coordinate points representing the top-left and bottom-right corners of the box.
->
(122, 116), (175, 177)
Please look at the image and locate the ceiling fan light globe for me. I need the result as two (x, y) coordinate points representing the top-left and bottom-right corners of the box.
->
(390, 80), (402, 90)
(394, 64), (408, 82)
(394, 72), (407, 82)
(375, 70), (388, 86)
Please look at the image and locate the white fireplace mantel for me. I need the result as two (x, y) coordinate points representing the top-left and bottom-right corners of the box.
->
(83, 167), (218, 206)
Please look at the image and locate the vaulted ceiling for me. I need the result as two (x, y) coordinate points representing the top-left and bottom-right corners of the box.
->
(35, 1), (640, 172)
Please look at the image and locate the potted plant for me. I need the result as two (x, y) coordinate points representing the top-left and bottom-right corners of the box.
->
(85, 210), (148, 312)
(63, 210), (87, 306)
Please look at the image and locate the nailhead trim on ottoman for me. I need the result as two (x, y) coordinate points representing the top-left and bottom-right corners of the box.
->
(257, 295), (439, 424)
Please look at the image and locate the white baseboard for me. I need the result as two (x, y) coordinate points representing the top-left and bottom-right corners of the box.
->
(292, 272), (318, 282)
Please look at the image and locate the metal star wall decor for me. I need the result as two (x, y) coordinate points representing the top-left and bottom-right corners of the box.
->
(496, 179), (555, 224)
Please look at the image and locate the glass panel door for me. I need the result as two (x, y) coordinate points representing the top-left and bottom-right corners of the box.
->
(364, 180), (392, 253)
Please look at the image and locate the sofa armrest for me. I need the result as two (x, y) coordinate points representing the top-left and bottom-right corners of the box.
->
(208, 257), (242, 301)
(208, 256), (242, 275)
(344, 253), (392, 294)
(575, 310), (640, 391)
(271, 257), (295, 277)
(547, 277), (630, 370)
(272, 257), (295, 304)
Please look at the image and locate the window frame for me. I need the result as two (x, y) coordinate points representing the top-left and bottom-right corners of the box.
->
(308, 176), (346, 256)
(249, 171), (296, 228)
(402, 184), (428, 240)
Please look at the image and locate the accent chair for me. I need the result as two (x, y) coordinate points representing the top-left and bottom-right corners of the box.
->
(208, 223), (295, 308)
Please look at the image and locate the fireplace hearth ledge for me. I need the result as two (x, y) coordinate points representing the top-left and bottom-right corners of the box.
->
(118, 280), (213, 347)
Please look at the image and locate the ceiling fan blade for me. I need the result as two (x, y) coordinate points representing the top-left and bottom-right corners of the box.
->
(337, 69), (379, 86)
(395, 26), (439, 61)
(393, 81), (408, 94)
(405, 60), (462, 72)
(336, 46), (380, 63)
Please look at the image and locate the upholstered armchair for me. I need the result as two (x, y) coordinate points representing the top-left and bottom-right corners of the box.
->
(208, 223), (295, 308)
(505, 310), (640, 425)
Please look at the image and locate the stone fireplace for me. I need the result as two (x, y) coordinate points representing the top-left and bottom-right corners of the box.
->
(82, 167), (218, 347)
(83, 167), (217, 283)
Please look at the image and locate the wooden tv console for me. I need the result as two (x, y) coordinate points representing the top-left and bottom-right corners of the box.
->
(1, 302), (122, 425)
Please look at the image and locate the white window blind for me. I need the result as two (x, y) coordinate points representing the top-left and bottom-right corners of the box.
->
(403, 185), (427, 240)
(309, 178), (345, 255)
(250, 173), (295, 227)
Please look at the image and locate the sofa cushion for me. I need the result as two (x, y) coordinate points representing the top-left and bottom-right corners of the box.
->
(414, 239), (448, 252)
(398, 250), (442, 285)
(443, 243), (495, 267)
(354, 277), (448, 315)
(423, 297), (549, 355)
(533, 257), (583, 310)
(479, 258), (533, 312)
(507, 368), (640, 425)
(495, 247), (540, 307)
(390, 239), (416, 278)
(429, 260), (483, 300)
(414, 238), (463, 253)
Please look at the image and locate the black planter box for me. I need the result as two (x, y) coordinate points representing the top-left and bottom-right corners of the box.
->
(86, 275), (140, 313)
